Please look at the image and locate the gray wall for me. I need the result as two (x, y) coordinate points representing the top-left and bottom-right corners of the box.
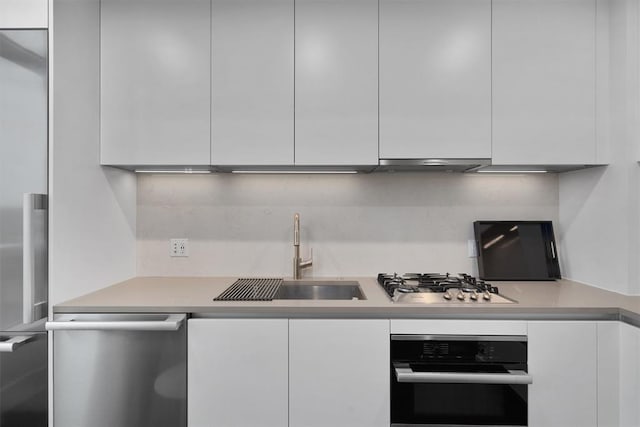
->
(559, 0), (640, 296)
(50, 0), (136, 306)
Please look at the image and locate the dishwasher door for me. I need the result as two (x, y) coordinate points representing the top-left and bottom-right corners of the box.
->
(47, 313), (187, 427)
(0, 332), (47, 426)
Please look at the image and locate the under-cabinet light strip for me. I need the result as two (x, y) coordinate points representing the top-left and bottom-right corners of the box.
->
(476, 170), (548, 174)
(134, 170), (212, 174)
(230, 170), (359, 174)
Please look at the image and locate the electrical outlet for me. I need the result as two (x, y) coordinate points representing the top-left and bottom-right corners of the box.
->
(170, 238), (189, 257)
(467, 239), (478, 258)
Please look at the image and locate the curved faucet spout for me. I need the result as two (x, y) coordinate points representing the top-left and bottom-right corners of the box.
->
(294, 213), (300, 246)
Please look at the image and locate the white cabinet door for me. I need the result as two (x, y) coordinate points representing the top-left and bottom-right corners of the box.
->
(528, 321), (597, 427)
(289, 319), (389, 427)
(211, 0), (294, 166)
(597, 322), (620, 427)
(619, 322), (640, 427)
(0, 0), (48, 28)
(188, 319), (289, 427)
(492, 0), (596, 165)
(100, 0), (211, 166)
(294, 0), (378, 166)
(379, 0), (491, 159)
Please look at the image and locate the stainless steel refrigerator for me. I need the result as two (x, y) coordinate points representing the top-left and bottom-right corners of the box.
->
(0, 29), (49, 426)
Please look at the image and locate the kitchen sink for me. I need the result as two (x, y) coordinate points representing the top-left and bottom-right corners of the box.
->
(274, 281), (366, 300)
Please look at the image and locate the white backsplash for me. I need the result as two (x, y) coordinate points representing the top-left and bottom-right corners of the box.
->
(137, 172), (559, 277)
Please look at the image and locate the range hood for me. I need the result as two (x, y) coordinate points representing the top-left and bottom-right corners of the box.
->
(377, 158), (491, 172)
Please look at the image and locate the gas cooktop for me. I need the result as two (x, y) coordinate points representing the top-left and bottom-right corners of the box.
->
(377, 273), (516, 304)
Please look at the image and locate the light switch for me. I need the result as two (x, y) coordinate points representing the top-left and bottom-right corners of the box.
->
(467, 240), (478, 258)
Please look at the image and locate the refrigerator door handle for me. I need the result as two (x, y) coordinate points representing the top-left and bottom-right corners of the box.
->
(0, 335), (34, 353)
(23, 193), (47, 324)
(46, 314), (186, 331)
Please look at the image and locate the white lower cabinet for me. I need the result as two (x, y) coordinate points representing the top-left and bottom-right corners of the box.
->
(619, 322), (640, 427)
(528, 321), (598, 427)
(187, 319), (289, 427)
(187, 317), (632, 427)
(289, 319), (390, 427)
(597, 322), (621, 427)
(595, 321), (640, 427)
(188, 318), (389, 427)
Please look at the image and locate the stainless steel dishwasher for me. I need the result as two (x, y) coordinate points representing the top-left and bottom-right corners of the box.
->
(46, 313), (187, 427)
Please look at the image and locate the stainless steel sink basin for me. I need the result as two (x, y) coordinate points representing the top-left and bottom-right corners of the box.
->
(274, 281), (366, 300)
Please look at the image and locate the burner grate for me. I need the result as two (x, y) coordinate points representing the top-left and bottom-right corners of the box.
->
(377, 272), (501, 300)
(214, 278), (283, 301)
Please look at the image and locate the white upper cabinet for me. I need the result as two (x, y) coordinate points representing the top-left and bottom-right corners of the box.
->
(492, 0), (597, 165)
(98, 0), (602, 167)
(294, 0), (379, 166)
(211, 0), (294, 166)
(379, 0), (491, 160)
(100, 0), (211, 166)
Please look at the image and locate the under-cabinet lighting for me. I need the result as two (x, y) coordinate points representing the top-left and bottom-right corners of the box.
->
(134, 169), (212, 174)
(230, 170), (359, 174)
(476, 170), (548, 174)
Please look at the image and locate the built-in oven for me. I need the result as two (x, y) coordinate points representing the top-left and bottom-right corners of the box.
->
(391, 334), (532, 427)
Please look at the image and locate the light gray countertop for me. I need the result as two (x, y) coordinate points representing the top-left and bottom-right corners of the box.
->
(54, 276), (640, 326)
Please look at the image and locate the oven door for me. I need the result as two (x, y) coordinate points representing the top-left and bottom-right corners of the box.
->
(391, 362), (531, 427)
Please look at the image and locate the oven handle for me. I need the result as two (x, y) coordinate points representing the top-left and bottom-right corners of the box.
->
(394, 365), (533, 385)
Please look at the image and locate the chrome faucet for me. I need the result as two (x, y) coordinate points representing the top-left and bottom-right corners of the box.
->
(293, 213), (313, 279)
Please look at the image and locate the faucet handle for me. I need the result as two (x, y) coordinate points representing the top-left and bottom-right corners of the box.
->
(300, 247), (313, 268)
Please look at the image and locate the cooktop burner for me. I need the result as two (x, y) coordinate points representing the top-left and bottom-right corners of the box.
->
(377, 273), (516, 304)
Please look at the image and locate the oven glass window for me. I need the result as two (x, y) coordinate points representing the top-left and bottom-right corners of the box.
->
(392, 381), (527, 426)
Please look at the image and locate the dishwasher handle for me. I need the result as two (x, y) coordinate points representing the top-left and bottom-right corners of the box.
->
(0, 336), (34, 353)
(394, 364), (533, 385)
(46, 314), (186, 331)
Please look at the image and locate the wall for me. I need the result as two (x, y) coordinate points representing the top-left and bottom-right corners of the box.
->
(49, 0), (136, 306)
(137, 172), (558, 277)
(559, 0), (640, 295)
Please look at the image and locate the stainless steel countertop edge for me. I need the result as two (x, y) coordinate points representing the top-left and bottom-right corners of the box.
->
(189, 311), (621, 321)
(53, 305), (631, 324)
(619, 308), (640, 328)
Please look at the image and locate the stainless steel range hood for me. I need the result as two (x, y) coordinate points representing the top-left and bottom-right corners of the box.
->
(377, 158), (491, 172)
